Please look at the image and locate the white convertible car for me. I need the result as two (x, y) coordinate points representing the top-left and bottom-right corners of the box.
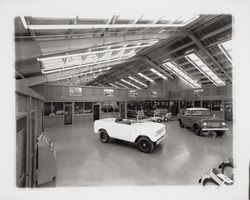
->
(94, 117), (166, 153)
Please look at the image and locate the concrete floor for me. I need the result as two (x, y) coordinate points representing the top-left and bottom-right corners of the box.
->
(40, 120), (233, 187)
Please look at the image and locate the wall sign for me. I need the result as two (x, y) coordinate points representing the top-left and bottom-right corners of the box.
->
(129, 90), (138, 97)
(69, 87), (82, 96)
(104, 89), (114, 97)
(194, 89), (203, 97)
(150, 91), (158, 97)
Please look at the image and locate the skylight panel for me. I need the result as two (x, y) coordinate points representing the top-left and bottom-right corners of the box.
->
(128, 76), (147, 87)
(163, 61), (201, 88)
(121, 79), (141, 89)
(114, 81), (129, 89)
(218, 40), (232, 63)
(150, 68), (167, 80)
(109, 83), (119, 88)
(138, 73), (154, 83)
(185, 53), (226, 86)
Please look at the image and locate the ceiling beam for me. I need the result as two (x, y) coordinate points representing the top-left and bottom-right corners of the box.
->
(189, 33), (232, 82)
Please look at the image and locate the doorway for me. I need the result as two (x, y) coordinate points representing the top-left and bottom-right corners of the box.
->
(93, 104), (100, 121)
(64, 103), (72, 125)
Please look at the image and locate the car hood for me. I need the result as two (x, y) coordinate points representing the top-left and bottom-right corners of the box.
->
(132, 121), (165, 131)
(192, 116), (225, 122)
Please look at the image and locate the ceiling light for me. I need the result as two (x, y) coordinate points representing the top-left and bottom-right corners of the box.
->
(150, 68), (167, 80)
(138, 72), (154, 83)
(109, 83), (119, 88)
(163, 61), (201, 88)
(128, 76), (147, 87)
(121, 79), (141, 90)
(218, 40), (232, 63)
(114, 81), (129, 89)
(185, 53), (225, 86)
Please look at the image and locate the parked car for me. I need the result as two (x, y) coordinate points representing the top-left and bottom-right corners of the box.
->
(94, 117), (167, 153)
(127, 109), (145, 119)
(178, 108), (229, 136)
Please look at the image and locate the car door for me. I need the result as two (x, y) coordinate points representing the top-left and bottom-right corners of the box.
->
(112, 122), (131, 141)
(182, 110), (190, 127)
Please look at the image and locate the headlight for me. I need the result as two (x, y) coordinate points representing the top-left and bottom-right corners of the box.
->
(221, 122), (226, 126)
(202, 122), (207, 126)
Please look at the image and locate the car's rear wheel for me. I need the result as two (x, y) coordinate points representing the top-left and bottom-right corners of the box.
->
(164, 117), (168, 122)
(193, 125), (203, 136)
(99, 129), (110, 143)
(179, 120), (184, 128)
(138, 137), (154, 153)
(157, 119), (161, 123)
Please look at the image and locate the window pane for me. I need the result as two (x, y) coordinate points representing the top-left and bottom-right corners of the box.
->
(74, 102), (83, 114)
(212, 100), (223, 111)
(186, 101), (193, 108)
(84, 102), (93, 113)
(202, 101), (211, 109)
(53, 102), (64, 115)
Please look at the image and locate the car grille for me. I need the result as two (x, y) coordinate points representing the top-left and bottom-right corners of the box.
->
(207, 122), (221, 127)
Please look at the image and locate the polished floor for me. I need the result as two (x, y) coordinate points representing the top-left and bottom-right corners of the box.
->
(41, 120), (233, 187)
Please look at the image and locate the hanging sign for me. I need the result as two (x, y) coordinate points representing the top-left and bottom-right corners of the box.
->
(69, 87), (82, 96)
(150, 91), (158, 97)
(129, 90), (138, 97)
(104, 89), (114, 97)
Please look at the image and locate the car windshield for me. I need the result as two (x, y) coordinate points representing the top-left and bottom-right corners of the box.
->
(191, 110), (211, 116)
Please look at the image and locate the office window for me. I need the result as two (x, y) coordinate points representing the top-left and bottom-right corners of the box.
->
(74, 102), (84, 114)
(212, 100), (223, 111)
(84, 102), (93, 113)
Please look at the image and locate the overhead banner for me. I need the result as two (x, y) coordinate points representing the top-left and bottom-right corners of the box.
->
(69, 87), (82, 96)
(129, 90), (138, 97)
(104, 89), (114, 97)
(150, 91), (158, 97)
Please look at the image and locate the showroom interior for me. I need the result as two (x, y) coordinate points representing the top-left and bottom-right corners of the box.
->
(15, 14), (235, 188)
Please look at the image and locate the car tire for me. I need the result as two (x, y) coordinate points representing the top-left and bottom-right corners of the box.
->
(157, 119), (161, 123)
(193, 125), (203, 136)
(138, 137), (154, 153)
(221, 164), (234, 180)
(164, 117), (168, 122)
(202, 178), (219, 186)
(99, 129), (110, 143)
(179, 120), (184, 128)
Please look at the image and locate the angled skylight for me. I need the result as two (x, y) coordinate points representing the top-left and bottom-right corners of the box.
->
(150, 68), (167, 80)
(185, 53), (225, 86)
(163, 61), (201, 88)
(128, 76), (147, 88)
(114, 81), (129, 89)
(138, 72), (154, 83)
(218, 40), (232, 63)
(109, 83), (119, 88)
(37, 39), (158, 74)
(121, 79), (141, 90)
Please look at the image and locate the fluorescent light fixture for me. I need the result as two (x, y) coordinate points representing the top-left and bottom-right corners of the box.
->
(138, 72), (154, 83)
(121, 79), (141, 90)
(38, 39), (158, 74)
(128, 76), (147, 87)
(114, 81), (129, 89)
(27, 15), (199, 30)
(109, 83), (119, 88)
(150, 68), (167, 80)
(163, 61), (201, 88)
(218, 40), (232, 63)
(185, 53), (225, 86)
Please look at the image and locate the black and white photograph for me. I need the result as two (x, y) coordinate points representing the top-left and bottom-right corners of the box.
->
(0, 0), (250, 200)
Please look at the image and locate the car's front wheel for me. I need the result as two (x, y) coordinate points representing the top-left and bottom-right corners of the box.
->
(99, 129), (110, 143)
(202, 178), (219, 186)
(138, 137), (154, 153)
(193, 125), (203, 136)
(216, 131), (225, 137)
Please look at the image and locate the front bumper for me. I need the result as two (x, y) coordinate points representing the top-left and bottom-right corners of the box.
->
(156, 135), (166, 145)
(202, 127), (229, 131)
